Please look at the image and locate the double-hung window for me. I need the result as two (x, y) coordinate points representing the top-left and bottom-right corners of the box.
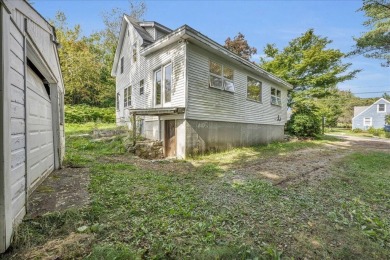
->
(140, 80), (144, 95)
(120, 57), (124, 74)
(247, 77), (262, 102)
(116, 92), (120, 110)
(155, 63), (172, 105)
(124, 86), (132, 107)
(271, 87), (282, 106)
(132, 43), (137, 63)
(378, 104), (386, 112)
(209, 60), (234, 92)
(364, 117), (372, 126)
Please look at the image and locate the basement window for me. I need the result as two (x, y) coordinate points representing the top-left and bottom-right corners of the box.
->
(209, 60), (234, 92)
(271, 87), (282, 106)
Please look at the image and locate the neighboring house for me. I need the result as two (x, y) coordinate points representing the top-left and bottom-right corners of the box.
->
(0, 0), (65, 252)
(112, 16), (292, 159)
(352, 98), (390, 130)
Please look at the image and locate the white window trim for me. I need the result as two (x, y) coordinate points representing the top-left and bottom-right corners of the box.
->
(132, 43), (137, 63)
(363, 117), (372, 126)
(116, 92), (120, 111)
(154, 62), (172, 107)
(209, 60), (235, 93)
(377, 104), (386, 113)
(124, 86), (132, 108)
(271, 87), (282, 106)
(139, 79), (144, 95)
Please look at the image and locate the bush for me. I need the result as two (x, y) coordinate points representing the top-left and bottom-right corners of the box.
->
(65, 105), (115, 123)
(287, 112), (321, 138)
(368, 127), (383, 136)
(352, 128), (363, 133)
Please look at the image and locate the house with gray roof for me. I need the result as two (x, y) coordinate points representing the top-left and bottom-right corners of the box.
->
(352, 98), (390, 130)
(111, 16), (293, 158)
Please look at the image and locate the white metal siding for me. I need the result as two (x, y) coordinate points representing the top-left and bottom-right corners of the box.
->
(186, 44), (288, 125)
(116, 23), (186, 123)
(9, 21), (26, 221)
(26, 67), (54, 190)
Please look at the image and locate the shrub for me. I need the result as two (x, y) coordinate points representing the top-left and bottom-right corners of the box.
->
(385, 114), (390, 125)
(368, 127), (382, 136)
(65, 105), (115, 123)
(287, 113), (321, 138)
(352, 128), (363, 133)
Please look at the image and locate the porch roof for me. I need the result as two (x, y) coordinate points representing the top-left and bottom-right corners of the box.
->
(129, 107), (185, 116)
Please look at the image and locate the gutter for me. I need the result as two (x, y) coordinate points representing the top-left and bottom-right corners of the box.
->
(141, 25), (293, 90)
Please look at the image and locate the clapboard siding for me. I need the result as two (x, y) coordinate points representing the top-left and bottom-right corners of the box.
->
(352, 99), (390, 130)
(116, 21), (186, 122)
(9, 21), (26, 221)
(186, 44), (287, 125)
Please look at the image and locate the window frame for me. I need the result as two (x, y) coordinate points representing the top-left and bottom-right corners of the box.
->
(164, 63), (172, 104)
(132, 43), (137, 63)
(363, 117), (372, 126)
(209, 60), (235, 93)
(124, 86), (132, 108)
(246, 76), (262, 103)
(140, 79), (144, 95)
(154, 62), (172, 106)
(120, 57), (124, 74)
(116, 92), (120, 111)
(377, 103), (386, 113)
(271, 87), (282, 106)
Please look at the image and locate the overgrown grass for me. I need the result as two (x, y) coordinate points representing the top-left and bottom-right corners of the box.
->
(65, 122), (118, 135)
(5, 125), (390, 259)
(327, 127), (390, 139)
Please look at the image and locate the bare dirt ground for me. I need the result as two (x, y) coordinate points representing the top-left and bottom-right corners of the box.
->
(27, 134), (389, 218)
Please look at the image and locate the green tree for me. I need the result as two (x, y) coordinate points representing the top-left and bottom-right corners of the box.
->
(224, 32), (257, 61)
(352, 0), (390, 66)
(52, 12), (104, 106)
(382, 92), (390, 101)
(261, 29), (360, 102)
(92, 0), (147, 107)
(260, 29), (360, 136)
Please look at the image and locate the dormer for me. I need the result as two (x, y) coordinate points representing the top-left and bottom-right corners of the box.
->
(139, 21), (172, 41)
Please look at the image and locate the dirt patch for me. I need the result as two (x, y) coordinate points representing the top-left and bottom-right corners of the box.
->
(14, 232), (94, 260)
(27, 167), (90, 219)
(229, 135), (390, 187)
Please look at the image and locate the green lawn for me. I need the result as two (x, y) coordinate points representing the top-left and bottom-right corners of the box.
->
(5, 124), (390, 259)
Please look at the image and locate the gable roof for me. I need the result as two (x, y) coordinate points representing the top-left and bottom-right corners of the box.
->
(353, 98), (390, 119)
(354, 106), (369, 117)
(112, 15), (160, 75)
(141, 25), (293, 90)
(125, 15), (155, 44)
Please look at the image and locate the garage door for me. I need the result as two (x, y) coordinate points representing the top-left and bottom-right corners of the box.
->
(26, 66), (54, 190)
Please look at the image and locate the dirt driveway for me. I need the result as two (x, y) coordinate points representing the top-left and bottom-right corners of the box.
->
(27, 134), (389, 218)
(232, 134), (390, 187)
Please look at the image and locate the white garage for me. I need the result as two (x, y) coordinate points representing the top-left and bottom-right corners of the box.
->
(26, 66), (55, 190)
(0, 0), (65, 252)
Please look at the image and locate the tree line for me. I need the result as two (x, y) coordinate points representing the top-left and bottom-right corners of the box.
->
(224, 0), (389, 135)
(53, 0), (388, 133)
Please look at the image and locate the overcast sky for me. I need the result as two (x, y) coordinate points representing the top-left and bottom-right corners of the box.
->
(33, 0), (389, 98)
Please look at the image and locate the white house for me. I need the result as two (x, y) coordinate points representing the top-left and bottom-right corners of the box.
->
(0, 0), (65, 252)
(352, 98), (390, 130)
(112, 16), (292, 159)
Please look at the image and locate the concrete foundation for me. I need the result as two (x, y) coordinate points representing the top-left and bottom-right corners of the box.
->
(185, 119), (284, 156)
